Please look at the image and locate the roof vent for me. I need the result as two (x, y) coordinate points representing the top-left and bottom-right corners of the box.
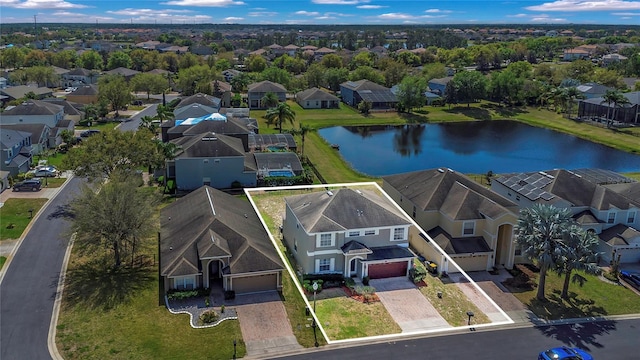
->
(202, 136), (217, 141)
(327, 190), (334, 196)
(437, 168), (444, 173)
(169, 246), (173, 251)
(244, 214), (248, 218)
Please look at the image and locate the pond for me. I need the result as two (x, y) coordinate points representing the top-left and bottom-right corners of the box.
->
(318, 121), (640, 176)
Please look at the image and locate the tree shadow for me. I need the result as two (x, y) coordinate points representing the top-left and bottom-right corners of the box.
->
(443, 106), (492, 120)
(527, 289), (608, 320)
(490, 105), (528, 118)
(62, 258), (155, 310)
(47, 204), (75, 220)
(399, 112), (429, 123)
(536, 319), (617, 352)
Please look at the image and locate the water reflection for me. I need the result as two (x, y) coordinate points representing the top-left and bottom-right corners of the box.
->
(318, 121), (640, 176)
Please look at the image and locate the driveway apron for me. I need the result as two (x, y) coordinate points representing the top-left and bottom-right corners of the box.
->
(370, 277), (450, 333)
(234, 291), (302, 357)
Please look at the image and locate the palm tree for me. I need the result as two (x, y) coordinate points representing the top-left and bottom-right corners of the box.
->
(261, 91), (279, 109)
(563, 86), (585, 118)
(139, 115), (158, 135)
(556, 225), (601, 300)
(265, 102), (296, 134)
(286, 122), (316, 158)
(516, 204), (573, 301)
(601, 90), (630, 128)
(155, 104), (173, 123)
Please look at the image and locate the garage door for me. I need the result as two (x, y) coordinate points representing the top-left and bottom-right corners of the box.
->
(232, 273), (277, 294)
(368, 262), (407, 279)
(448, 256), (488, 273)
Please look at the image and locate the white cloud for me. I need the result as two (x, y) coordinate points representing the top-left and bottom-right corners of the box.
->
(377, 12), (415, 20)
(295, 10), (320, 16)
(507, 13), (529, 17)
(223, 16), (244, 21)
(526, 0), (640, 12)
(315, 16), (335, 20)
(425, 9), (452, 13)
(530, 14), (569, 22)
(107, 8), (193, 16)
(161, 0), (244, 6)
(611, 11), (640, 14)
(247, 11), (278, 17)
(0, 0), (88, 9)
(357, 4), (386, 9)
(312, 0), (369, 4)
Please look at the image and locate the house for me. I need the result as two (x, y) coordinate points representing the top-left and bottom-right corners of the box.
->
(66, 84), (99, 105)
(222, 69), (241, 83)
(0, 123), (51, 155)
(428, 77), (453, 96)
(602, 53), (628, 67)
(168, 132), (257, 190)
(0, 100), (64, 128)
(575, 82), (614, 100)
(211, 80), (232, 108)
(0, 129), (33, 176)
(42, 98), (84, 123)
(563, 48), (590, 61)
(247, 81), (287, 109)
(578, 91), (639, 124)
(0, 77), (7, 89)
(283, 44), (299, 57)
(62, 68), (97, 86)
(0, 86), (52, 101)
(174, 104), (218, 121)
(160, 186), (285, 294)
(282, 188), (415, 279)
(104, 67), (140, 81)
(295, 87), (340, 109)
(383, 168), (520, 273)
(165, 116), (250, 146)
(255, 152), (304, 179)
(313, 47), (336, 61)
(491, 169), (640, 264)
(175, 93), (221, 111)
(339, 80), (397, 109)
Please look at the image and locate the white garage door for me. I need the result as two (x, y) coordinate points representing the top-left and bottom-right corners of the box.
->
(448, 256), (488, 273)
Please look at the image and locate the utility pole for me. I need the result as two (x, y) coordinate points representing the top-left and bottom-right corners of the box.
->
(33, 15), (37, 43)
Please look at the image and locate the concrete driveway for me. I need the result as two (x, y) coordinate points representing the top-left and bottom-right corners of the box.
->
(370, 277), (450, 333)
(234, 291), (302, 357)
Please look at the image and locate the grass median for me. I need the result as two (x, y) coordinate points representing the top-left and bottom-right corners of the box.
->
(0, 198), (48, 240)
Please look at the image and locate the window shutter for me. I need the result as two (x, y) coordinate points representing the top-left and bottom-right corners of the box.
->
(315, 259), (320, 273)
(330, 258), (335, 272)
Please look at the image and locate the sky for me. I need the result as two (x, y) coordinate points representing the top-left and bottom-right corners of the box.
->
(1, 0), (640, 25)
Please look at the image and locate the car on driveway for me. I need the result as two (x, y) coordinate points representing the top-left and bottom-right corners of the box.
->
(13, 179), (42, 192)
(80, 129), (101, 137)
(620, 271), (640, 289)
(538, 346), (593, 360)
(34, 166), (58, 177)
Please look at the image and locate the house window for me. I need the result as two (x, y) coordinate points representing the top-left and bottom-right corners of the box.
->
(607, 212), (616, 224)
(628, 211), (636, 224)
(364, 229), (376, 236)
(318, 233), (333, 247)
(174, 276), (195, 290)
(348, 231), (360, 237)
(514, 246), (522, 256)
(463, 221), (475, 235)
(317, 258), (334, 272)
(393, 227), (405, 241)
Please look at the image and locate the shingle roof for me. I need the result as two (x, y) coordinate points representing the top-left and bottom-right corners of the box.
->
(176, 93), (221, 109)
(104, 67), (140, 77)
(181, 118), (250, 136)
(296, 87), (339, 102)
(0, 129), (32, 149)
(67, 68), (92, 76)
(1, 86), (52, 100)
(573, 210), (600, 225)
(0, 124), (48, 143)
(285, 188), (410, 233)
(367, 246), (414, 261)
(160, 186), (284, 277)
(172, 132), (246, 158)
(248, 80), (287, 93)
(384, 168), (518, 219)
(427, 227), (492, 254)
(173, 104), (217, 120)
(599, 224), (640, 246)
(1, 100), (63, 116)
(340, 79), (388, 91)
(42, 98), (83, 116)
(69, 84), (98, 96)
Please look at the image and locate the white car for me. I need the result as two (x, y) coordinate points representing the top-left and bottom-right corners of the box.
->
(34, 166), (59, 177)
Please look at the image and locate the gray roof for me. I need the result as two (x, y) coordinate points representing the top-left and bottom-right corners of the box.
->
(1, 86), (52, 100)
(172, 132), (246, 158)
(176, 93), (221, 109)
(571, 168), (636, 186)
(384, 168), (518, 220)
(0, 129), (32, 149)
(248, 133), (297, 151)
(576, 82), (613, 95)
(367, 246), (414, 261)
(0, 124), (48, 143)
(248, 80), (287, 93)
(573, 210), (600, 225)
(429, 77), (454, 86)
(296, 87), (339, 102)
(67, 68), (92, 76)
(146, 68), (170, 75)
(1, 100), (63, 116)
(427, 227), (492, 255)
(254, 152), (303, 173)
(41, 98), (84, 116)
(104, 67), (140, 77)
(285, 188), (410, 234)
(69, 84), (98, 96)
(581, 91), (640, 107)
(599, 224), (640, 246)
(604, 182), (640, 204)
(173, 104), (217, 120)
(160, 186), (284, 277)
(340, 79), (388, 92)
(181, 118), (250, 136)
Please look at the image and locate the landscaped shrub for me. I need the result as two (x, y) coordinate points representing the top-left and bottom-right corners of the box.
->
(362, 276), (370, 286)
(302, 279), (324, 293)
(409, 264), (428, 284)
(354, 285), (377, 303)
(166, 287), (210, 300)
(344, 277), (356, 289)
(199, 310), (219, 324)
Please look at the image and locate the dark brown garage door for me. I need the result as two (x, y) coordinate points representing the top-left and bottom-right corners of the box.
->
(368, 262), (407, 279)
(232, 274), (277, 294)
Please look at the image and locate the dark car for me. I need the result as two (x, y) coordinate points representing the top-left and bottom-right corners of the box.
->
(620, 271), (640, 289)
(539, 346), (593, 360)
(13, 179), (42, 192)
(132, 100), (143, 106)
(80, 129), (101, 138)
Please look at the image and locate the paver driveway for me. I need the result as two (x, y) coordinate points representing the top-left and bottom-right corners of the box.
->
(234, 291), (302, 357)
(370, 277), (450, 333)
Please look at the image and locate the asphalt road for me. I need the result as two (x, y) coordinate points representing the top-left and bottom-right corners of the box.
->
(0, 176), (84, 360)
(279, 318), (640, 360)
(118, 94), (180, 132)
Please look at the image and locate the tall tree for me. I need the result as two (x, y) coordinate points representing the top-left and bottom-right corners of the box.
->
(265, 102), (296, 133)
(286, 123), (315, 158)
(98, 74), (131, 118)
(516, 204), (573, 301)
(397, 75), (427, 112)
(451, 70), (488, 107)
(130, 73), (168, 100)
(601, 90), (631, 127)
(261, 91), (280, 109)
(106, 51), (133, 70)
(557, 225), (601, 300)
(70, 172), (159, 268)
(154, 104), (173, 123)
(78, 50), (103, 70)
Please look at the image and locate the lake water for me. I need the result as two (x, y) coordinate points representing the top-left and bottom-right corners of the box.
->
(318, 121), (640, 176)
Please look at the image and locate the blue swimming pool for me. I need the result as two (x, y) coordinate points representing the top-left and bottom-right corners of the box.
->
(269, 170), (294, 177)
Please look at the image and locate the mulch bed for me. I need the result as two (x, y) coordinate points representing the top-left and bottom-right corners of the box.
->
(342, 286), (380, 304)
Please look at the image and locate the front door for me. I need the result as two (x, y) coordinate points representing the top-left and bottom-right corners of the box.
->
(350, 258), (357, 277)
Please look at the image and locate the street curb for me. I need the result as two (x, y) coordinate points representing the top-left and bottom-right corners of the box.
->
(48, 234), (75, 360)
(0, 174), (74, 285)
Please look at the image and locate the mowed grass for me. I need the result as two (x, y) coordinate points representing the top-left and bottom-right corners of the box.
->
(0, 198), (48, 240)
(315, 296), (401, 340)
(419, 272), (491, 327)
(0, 256), (6, 269)
(507, 269), (640, 320)
(56, 252), (246, 360)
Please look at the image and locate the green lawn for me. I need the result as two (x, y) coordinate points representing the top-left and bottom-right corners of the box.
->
(507, 269), (640, 320)
(0, 198), (48, 240)
(0, 256), (6, 269)
(74, 121), (119, 131)
(56, 253), (246, 360)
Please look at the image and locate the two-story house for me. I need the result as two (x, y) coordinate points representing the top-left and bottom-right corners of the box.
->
(62, 68), (97, 86)
(383, 169), (520, 274)
(282, 188), (415, 279)
(339, 80), (397, 110)
(247, 81), (287, 109)
(1, 100), (64, 129)
(492, 169), (640, 264)
(0, 129), (33, 176)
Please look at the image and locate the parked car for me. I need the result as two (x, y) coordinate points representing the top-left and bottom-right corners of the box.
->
(80, 129), (101, 137)
(34, 166), (58, 177)
(13, 179), (42, 192)
(620, 271), (640, 289)
(132, 100), (143, 106)
(539, 346), (593, 360)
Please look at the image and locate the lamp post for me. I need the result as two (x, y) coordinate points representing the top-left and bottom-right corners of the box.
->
(312, 281), (319, 347)
(232, 339), (236, 360)
(28, 208), (33, 219)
